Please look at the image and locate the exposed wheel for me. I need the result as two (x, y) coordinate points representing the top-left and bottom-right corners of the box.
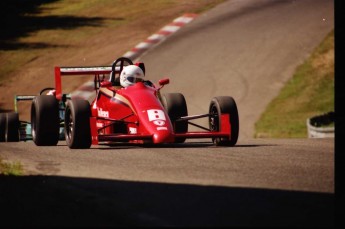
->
(209, 96), (239, 146)
(0, 113), (6, 142)
(5, 112), (20, 142)
(161, 93), (188, 143)
(0, 113), (19, 142)
(31, 95), (60, 146)
(64, 99), (91, 149)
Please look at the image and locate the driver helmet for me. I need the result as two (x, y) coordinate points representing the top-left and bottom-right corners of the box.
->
(120, 65), (145, 87)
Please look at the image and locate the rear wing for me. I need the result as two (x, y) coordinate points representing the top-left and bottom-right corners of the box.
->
(54, 66), (121, 100)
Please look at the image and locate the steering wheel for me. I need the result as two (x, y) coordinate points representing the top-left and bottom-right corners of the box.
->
(110, 57), (133, 85)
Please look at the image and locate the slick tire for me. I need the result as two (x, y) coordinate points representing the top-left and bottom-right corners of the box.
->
(0, 112), (19, 142)
(31, 95), (60, 146)
(209, 96), (239, 146)
(64, 99), (91, 149)
(161, 93), (188, 143)
(5, 112), (20, 142)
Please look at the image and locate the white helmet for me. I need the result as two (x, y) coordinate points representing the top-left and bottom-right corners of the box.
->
(120, 65), (145, 87)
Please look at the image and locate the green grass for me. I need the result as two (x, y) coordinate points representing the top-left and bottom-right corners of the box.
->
(254, 30), (334, 138)
(0, 157), (23, 176)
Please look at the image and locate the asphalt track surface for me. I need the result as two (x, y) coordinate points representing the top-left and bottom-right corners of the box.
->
(0, 0), (336, 227)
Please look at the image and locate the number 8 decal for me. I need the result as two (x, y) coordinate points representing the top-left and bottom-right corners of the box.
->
(147, 109), (166, 121)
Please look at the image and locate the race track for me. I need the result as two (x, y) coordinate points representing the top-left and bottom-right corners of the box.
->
(0, 0), (335, 227)
(139, 0), (334, 139)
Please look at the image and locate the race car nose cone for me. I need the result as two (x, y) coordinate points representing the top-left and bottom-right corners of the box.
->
(153, 131), (174, 144)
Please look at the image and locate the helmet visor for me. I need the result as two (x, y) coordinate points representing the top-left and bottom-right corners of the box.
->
(126, 76), (142, 83)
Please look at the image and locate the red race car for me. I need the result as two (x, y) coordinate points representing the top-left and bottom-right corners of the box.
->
(31, 57), (239, 148)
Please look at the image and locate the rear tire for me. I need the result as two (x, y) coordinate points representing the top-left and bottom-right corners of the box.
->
(5, 112), (20, 142)
(161, 93), (188, 143)
(209, 96), (239, 146)
(31, 95), (60, 146)
(64, 99), (91, 149)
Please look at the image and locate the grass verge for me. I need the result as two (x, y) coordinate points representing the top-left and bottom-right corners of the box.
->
(254, 30), (334, 138)
(0, 156), (23, 176)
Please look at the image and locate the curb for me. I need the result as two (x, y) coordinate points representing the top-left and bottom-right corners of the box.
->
(123, 13), (197, 61)
(71, 13), (198, 100)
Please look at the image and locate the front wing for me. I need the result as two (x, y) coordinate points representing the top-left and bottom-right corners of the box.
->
(89, 113), (231, 144)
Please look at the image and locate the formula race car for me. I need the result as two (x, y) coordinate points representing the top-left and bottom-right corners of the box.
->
(30, 57), (239, 148)
(0, 88), (66, 142)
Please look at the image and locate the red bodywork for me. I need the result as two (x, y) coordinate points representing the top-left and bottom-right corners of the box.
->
(54, 66), (231, 145)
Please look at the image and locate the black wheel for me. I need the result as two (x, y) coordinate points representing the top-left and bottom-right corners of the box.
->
(0, 113), (6, 142)
(31, 95), (60, 146)
(64, 99), (91, 149)
(209, 96), (239, 146)
(5, 112), (20, 142)
(0, 113), (19, 142)
(161, 93), (188, 143)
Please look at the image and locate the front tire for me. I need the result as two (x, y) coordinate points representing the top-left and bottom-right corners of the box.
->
(161, 93), (188, 143)
(209, 96), (239, 146)
(31, 95), (60, 146)
(64, 99), (91, 149)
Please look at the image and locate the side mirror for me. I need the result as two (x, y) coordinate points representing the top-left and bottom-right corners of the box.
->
(158, 78), (170, 86)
